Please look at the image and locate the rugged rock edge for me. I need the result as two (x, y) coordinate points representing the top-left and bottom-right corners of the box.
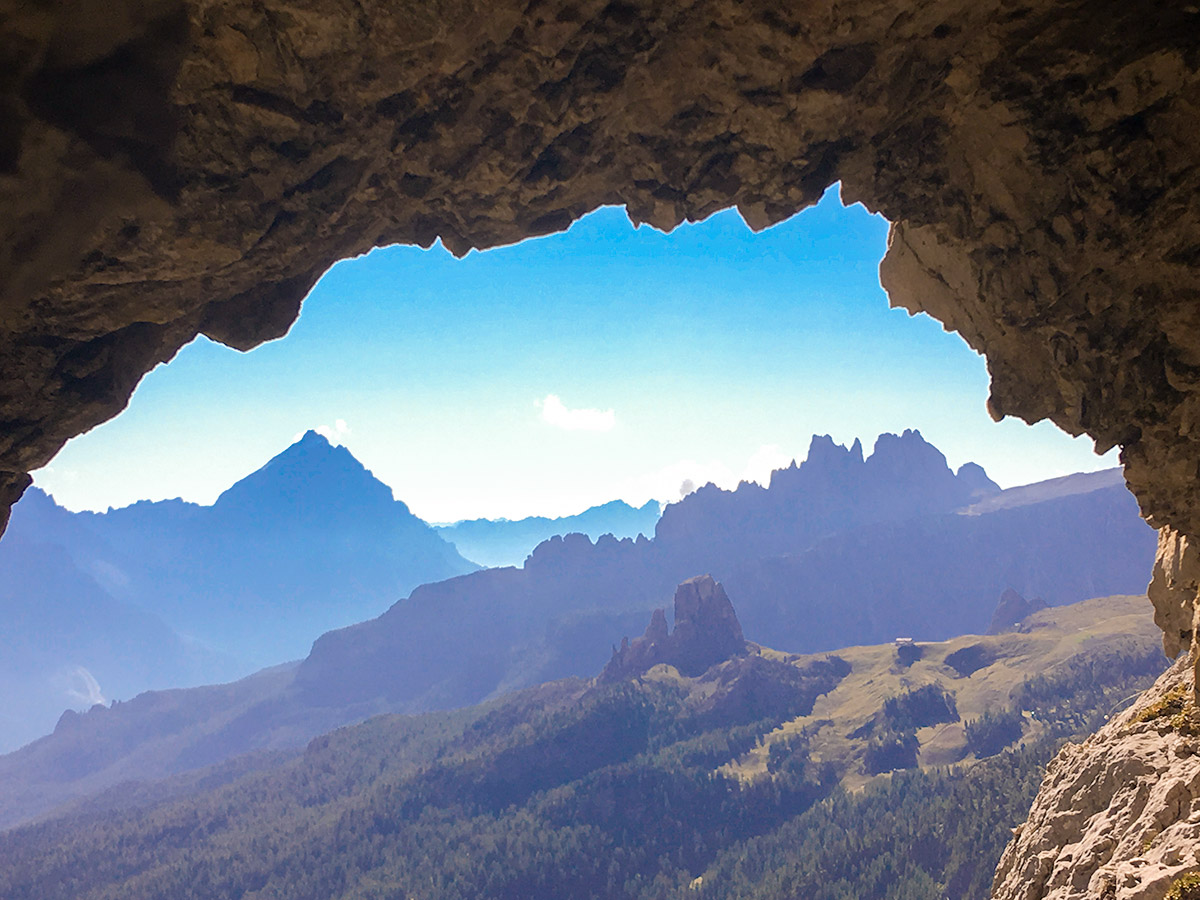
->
(994, 657), (1200, 900)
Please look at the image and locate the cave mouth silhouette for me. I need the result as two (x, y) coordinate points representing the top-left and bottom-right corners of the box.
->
(2, 2), (1197, 654)
(26, 190), (1112, 527)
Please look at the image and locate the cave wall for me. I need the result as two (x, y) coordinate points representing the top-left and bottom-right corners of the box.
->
(4, 0), (1200, 548)
(993, 657), (1200, 900)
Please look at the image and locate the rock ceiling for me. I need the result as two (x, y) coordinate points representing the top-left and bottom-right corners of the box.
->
(3, 0), (1199, 552)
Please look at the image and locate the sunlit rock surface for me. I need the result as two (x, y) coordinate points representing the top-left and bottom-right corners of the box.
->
(994, 657), (1200, 900)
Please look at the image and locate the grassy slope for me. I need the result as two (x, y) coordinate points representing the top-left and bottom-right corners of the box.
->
(727, 594), (1161, 786)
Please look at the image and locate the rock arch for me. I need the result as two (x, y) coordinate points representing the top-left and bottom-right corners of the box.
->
(4, 2), (1200, 613)
(5, 2), (1200, 893)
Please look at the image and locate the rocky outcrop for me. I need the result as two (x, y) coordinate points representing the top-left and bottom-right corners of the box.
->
(653, 430), (998, 565)
(600, 575), (747, 680)
(669, 575), (747, 675)
(988, 588), (1049, 635)
(993, 657), (1200, 900)
(1149, 528), (1200, 708)
(2, 0), (1200, 553)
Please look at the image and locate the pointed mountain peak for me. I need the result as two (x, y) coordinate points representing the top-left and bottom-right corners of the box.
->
(282, 429), (347, 460)
(214, 433), (400, 519)
(956, 461), (1001, 499)
(254, 431), (368, 481)
(800, 434), (865, 473)
(297, 428), (331, 446)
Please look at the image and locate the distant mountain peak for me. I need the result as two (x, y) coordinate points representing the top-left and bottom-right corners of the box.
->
(436, 497), (663, 568)
(802, 434), (865, 471)
(956, 462), (1001, 499)
(280, 429), (352, 463)
(297, 428), (328, 445)
(600, 575), (747, 681)
(213, 432), (398, 519)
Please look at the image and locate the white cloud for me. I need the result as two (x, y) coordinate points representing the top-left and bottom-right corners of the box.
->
(297, 419), (352, 446)
(537, 394), (616, 432)
(64, 666), (106, 708)
(742, 443), (794, 486)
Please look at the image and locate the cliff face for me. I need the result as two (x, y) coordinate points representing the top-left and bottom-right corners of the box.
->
(994, 657), (1200, 900)
(599, 574), (747, 681)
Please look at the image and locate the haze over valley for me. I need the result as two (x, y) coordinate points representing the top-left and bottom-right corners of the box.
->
(0, 426), (1158, 837)
(0, 582), (1168, 899)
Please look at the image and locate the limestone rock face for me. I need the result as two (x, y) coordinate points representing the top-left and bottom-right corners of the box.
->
(2, 0), (1200, 547)
(1149, 527), (1200, 659)
(993, 658), (1200, 900)
(600, 574), (747, 681)
(669, 574), (747, 676)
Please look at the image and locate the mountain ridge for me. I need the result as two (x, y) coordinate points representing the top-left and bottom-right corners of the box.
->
(0, 431), (479, 751)
(435, 497), (661, 568)
(0, 590), (1168, 900)
(0, 431), (1156, 826)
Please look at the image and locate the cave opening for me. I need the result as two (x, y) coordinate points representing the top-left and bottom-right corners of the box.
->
(30, 186), (1113, 526)
(3, 180), (1149, 743)
(4, 0), (1199, 890)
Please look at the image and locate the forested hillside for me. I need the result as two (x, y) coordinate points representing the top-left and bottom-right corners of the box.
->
(0, 595), (1168, 900)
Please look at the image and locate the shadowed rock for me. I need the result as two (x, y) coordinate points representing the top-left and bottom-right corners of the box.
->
(600, 575), (747, 681)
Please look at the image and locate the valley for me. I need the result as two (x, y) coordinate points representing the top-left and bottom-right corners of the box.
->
(0, 430), (1156, 829)
(0, 584), (1168, 900)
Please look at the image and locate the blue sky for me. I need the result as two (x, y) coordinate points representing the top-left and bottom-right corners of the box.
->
(33, 188), (1116, 522)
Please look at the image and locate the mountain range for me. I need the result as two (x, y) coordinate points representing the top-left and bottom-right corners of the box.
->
(0, 429), (1158, 824)
(435, 499), (661, 568)
(0, 431), (477, 751)
(297, 432), (1155, 709)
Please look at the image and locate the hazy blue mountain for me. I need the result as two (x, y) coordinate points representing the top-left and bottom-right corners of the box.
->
(297, 434), (1150, 710)
(0, 515), (230, 753)
(0, 589), (1164, 878)
(435, 499), (661, 568)
(64, 431), (479, 664)
(0, 430), (1155, 814)
(650, 430), (1001, 574)
(0, 432), (477, 750)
